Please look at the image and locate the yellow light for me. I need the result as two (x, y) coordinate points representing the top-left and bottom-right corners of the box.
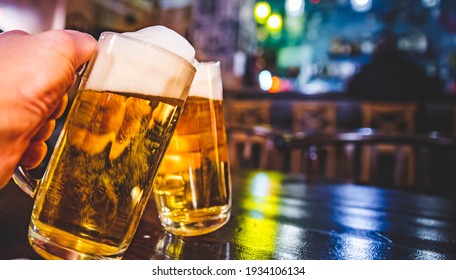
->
(254, 2), (271, 24)
(266, 13), (283, 32)
(234, 172), (283, 259)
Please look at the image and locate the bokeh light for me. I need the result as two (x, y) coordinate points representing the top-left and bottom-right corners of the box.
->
(286, 0), (305, 17)
(269, 76), (282, 93)
(351, 0), (372, 13)
(254, 2), (271, 24)
(259, 70), (273, 91)
(421, 0), (440, 8)
(266, 13), (283, 32)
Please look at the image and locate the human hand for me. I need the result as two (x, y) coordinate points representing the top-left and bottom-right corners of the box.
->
(19, 92), (69, 169)
(0, 29), (96, 188)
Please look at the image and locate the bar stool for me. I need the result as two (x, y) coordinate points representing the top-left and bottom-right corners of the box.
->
(225, 99), (272, 126)
(225, 100), (273, 169)
(290, 101), (337, 178)
(360, 102), (417, 187)
(226, 124), (286, 170)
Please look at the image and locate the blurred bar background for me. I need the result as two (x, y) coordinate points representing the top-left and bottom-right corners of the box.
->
(2, 0), (456, 196)
(2, 1), (455, 95)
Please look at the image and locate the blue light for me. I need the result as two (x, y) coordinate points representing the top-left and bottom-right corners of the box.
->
(350, 0), (372, 13)
(259, 70), (273, 91)
(421, 0), (440, 8)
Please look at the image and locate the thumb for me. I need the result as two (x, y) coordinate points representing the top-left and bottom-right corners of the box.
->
(59, 30), (97, 71)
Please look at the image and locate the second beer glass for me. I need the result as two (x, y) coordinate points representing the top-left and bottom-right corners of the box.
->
(153, 61), (232, 236)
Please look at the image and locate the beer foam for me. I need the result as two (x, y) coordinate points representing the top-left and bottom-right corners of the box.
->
(189, 61), (223, 101)
(122, 26), (195, 64)
(84, 26), (195, 98)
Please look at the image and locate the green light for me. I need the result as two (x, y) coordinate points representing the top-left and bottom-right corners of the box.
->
(266, 13), (283, 32)
(254, 2), (271, 24)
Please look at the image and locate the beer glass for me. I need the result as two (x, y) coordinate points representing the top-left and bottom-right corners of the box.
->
(12, 29), (196, 259)
(153, 61), (232, 236)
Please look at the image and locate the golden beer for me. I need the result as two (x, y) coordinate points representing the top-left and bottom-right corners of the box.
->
(12, 27), (196, 260)
(29, 90), (184, 259)
(153, 94), (231, 236)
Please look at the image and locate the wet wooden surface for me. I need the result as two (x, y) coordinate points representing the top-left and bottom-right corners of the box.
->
(1, 170), (455, 260)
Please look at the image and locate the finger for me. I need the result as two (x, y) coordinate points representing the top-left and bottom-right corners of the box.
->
(31, 30), (96, 104)
(48, 29), (97, 71)
(0, 30), (29, 36)
(50, 93), (69, 119)
(32, 119), (56, 142)
(20, 141), (48, 169)
(64, 30), (97, 67)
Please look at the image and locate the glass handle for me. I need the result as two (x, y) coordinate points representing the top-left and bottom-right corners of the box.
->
(11, 62), (87, 199)
(12, 166), (39, 198)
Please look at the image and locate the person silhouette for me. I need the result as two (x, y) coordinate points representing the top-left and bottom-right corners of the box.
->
(346, 31), (442, 100)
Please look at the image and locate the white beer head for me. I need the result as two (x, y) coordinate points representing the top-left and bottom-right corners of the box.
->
(84, 26), (196, 99)
(122, 26), (195, 63)
(189, 61), (223, 101)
